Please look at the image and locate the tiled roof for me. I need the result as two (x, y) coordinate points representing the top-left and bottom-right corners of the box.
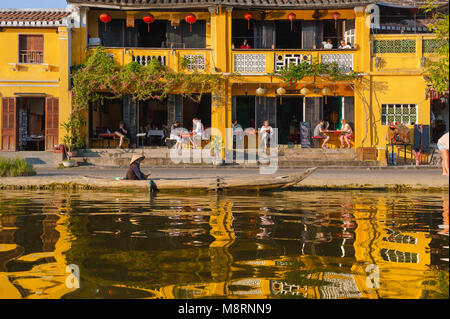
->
(66, 0), (444, 9)
(0, 9), (72, 27)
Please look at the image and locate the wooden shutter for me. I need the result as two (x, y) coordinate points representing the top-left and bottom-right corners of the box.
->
(343, 96), (355, 130)
(45, 98), (59, 151)
(261, 21), (275, 49)
(181, 20), (206, 48)
(1, 97), (17, 151)
(304, 97), (323, 127)
(99, 19), (124, 47)
(301, 20), (316, 49)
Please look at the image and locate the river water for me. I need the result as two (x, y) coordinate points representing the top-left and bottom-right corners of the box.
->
(0, 190), (448, 299)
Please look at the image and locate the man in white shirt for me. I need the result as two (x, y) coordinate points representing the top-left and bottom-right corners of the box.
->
(232, 120), (244, 147)
(323, 38), (333, 49)
(192, 118), (204, 149)
(259, 121), (274, 151)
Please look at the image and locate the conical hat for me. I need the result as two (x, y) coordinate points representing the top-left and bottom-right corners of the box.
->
(130, 154), (145, 165)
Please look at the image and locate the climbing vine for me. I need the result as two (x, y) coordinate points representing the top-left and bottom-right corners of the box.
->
(71, 46), (229, 108)
(275, 58), (361, 85)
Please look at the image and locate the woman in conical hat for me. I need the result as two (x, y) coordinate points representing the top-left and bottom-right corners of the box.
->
(125, 154), (151, 180)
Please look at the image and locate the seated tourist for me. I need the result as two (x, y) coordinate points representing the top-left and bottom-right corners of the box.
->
(259, 121), (274, 151)
(313, 119), (330, 148)
(339, 119), (353, 148)
(323, 38), (333, 49)
(338, 40), (352, 49)
(125, 155), (151, 180)
(114, 121), (128, 148)
(239, 39), (251, 49)
(192, 118), (204, 149)
(170, 121), (183, 151)
(232, 120), (244, 146)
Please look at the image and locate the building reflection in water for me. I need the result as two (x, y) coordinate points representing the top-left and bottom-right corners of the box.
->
(0, 191), (447, 299)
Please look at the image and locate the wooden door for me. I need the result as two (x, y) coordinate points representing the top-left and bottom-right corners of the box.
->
(1, 97), (17, 151)
(45, 98), (59, 151)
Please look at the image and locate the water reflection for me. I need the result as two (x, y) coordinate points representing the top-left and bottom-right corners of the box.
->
(0, 190), (448, 299)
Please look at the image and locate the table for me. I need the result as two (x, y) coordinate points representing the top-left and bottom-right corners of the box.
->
(147, 130), (165, 138)
(24, 136), (45, 151)
(386, 143), (414, 165)
(98, 133), (117, 148)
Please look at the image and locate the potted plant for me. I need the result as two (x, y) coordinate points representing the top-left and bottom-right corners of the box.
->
(61, 109), (86, 162)
(210, 135), (223, 165)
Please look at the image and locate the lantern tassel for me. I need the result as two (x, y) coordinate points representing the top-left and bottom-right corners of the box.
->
(248, 20), (250, 30)
(190, 23), (192, 32)
(148, 24), (150, 32)
(105, 22), (107, 32)
(291, 21), (293, 31)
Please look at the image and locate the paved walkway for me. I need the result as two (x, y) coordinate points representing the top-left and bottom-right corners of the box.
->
(1, 166), (447, 191)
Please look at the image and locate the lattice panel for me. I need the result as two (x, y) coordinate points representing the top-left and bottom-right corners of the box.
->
(373, 40), (416, 53)
(132, 55), (166, 66)
(423, 39), (439, 53)
(234, 54), (266, 73)
(275, 54), (312, 71)
(183, 54), (206, 70)
(321, 54), (353, 71)
(381, 104), (417, 125)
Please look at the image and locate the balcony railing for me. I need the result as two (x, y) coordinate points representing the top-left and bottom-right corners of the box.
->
(93, 48), (211, 73)
(232, 50), (355, 74)
(19, 50), (44, 64)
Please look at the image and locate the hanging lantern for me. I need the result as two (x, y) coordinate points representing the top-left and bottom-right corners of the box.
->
(276, 87), (286, 104)
(256, 87), (266, 103)
(322, 87), (331, 103)
(332, 12), (341, 29)
(99, 13), (112, 32)
(185, 14), (197, 32)
(300, 87), (310, 95)
(287, 13), (296, 31)
(143, 14), (155, 32)
(244, 12), (253, 30)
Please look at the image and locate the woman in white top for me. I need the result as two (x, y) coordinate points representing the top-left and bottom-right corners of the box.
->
(259, 121), (274, 150)
(339, 119), (353, 148)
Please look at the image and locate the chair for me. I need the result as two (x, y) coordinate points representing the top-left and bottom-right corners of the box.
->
(312, 136), (324, 148)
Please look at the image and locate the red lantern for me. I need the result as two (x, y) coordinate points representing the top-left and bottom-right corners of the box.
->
(287, 13), (296, 31)
(244, 12), (253, 30)
(185, 14), (197, 32)
(143, 14), (155, 32)
(99, 13), (112, 32)
(332, 12), (341, 28)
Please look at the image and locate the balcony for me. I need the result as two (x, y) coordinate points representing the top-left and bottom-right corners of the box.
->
(371, 34), (437, 72)
(19, 50), (44, 64)
(232, 49), (356, 75)
(89, 47), (211, 73)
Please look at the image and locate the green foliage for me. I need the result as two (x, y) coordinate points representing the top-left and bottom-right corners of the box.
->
(71, 47), (228, 108)
(275, 58), (360, 85)
(61, 109), (86, 152)
(422, 0), (449, 93)
(0, 157), (36, 177)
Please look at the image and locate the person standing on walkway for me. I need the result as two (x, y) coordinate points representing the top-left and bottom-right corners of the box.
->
(339, 119), (353, 148)
(125, 155), (151, 180)
(192, 118), (204, 149)
(437, 132), (449, 176)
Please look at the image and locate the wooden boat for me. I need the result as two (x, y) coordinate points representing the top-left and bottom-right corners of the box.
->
(106, 167), (317, 192)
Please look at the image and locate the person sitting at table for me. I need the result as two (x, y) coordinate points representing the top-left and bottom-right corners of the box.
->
(114, 121), (128, 148)
(323, 38), (333, 49)
(232, 120), (244, 147)
(338, 40), (352, 49)
(259, 121), (274, 152)
(170, 121), (183, 151)
(313, 119), (330, 148)
(239, 39), (251, 49)
(192, 118), (204, 149)
(339, 119), (353, 148)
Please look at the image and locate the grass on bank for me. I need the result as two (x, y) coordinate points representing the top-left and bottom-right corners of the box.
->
(0, 157), (36, 177)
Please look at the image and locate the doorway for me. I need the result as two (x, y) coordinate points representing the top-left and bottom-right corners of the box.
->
(17, 98), (46, 151)
(323, 96), (343, 130)
(277, 97), (303, 144)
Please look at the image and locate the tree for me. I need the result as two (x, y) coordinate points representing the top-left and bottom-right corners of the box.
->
(422, 0), (449, 94)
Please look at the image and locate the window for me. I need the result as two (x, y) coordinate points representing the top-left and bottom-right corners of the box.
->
(381, 104), (417, 125)
(18, 34), (44, 64)
(344, 20), (355, 47)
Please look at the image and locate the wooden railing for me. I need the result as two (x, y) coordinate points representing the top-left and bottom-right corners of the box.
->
(19, 50), (44, 64)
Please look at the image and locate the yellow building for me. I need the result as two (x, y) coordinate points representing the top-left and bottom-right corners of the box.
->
(1, 1), (447, 162)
